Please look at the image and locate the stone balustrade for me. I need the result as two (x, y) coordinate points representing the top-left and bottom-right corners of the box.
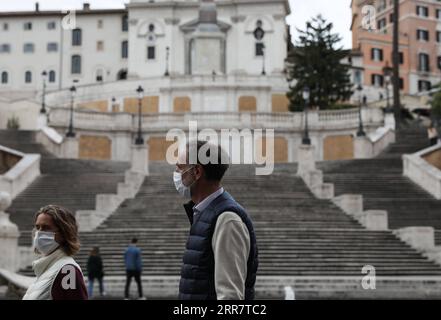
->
(48, 107), (384, 133)
(354, 126), (396, 159)
(403, 143), (441, 200)
(0, 146), (40, 199)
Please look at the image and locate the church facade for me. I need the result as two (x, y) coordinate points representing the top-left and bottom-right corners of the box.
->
(0, 0), (291, 97)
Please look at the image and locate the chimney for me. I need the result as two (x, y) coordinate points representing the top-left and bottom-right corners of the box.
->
(35, 2), (40, 12)
(83, 3), (90, 11)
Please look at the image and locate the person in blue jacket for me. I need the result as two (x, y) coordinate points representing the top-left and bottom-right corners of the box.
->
(124, 238), (145, 300)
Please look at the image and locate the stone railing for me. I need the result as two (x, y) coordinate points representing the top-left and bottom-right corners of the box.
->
(403, 143), (441, 200)
(354, 126), (396, 159)
(0, 146), (40, 199)
(35, 126), (79, 159)
(44, 74), (286, 108)
(48, 107), (384, 132)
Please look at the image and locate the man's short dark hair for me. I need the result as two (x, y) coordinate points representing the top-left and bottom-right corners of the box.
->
(187, 140), (230, 182)
(131, 238), (138, 244)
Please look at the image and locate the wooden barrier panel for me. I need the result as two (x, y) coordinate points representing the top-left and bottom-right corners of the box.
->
(323, 135), (354, 161)
(148, 137), (175, 161)
(79, 135), (112, 160)
(78, 100), (109, 113)
(271, 94), (290, 112)
(124, 96), (159, 114)
(238, 96), (257, 112)
(173, 97), (191, 113)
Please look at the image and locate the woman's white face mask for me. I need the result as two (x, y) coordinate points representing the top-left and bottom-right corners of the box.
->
(173, 166), (196, 199)
(33, 230), (60, 256)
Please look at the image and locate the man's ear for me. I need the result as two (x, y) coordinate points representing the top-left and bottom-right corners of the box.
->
(194, 164), (204, 180)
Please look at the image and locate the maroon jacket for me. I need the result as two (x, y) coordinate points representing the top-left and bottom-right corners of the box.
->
(51, 264), (88, 300)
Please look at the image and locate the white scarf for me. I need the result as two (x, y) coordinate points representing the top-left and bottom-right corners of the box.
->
(22, 249), (82, 300)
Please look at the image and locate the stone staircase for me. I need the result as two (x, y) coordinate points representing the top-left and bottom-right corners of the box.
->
(0, 130), (54, 158)
(9, 158), (129, 246)
(22, 162), (440, 299)
(0, 129), (130, 246)
(318, 123), (441, 240)
(8, 126), (441, 299)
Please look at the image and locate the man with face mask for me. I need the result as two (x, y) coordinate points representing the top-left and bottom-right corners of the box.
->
(175, 140), (258, 300)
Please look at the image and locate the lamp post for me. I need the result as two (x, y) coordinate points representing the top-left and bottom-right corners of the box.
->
(66, 85), (76, 137)
(41, 71), (47, 114)
(302, 86), (311, 145)
(356, 84), (366, 137)
(383, 63), (393, 113)
(135, 85), (144, 145)
(261, 44), (266, 76)
(164, 46), (170, 77)
(111, 96), (116, 112)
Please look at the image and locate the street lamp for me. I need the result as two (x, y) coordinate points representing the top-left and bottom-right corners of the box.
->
(302, 86), (311, 145)
(111, 96), (116, 112)
(383, 63), (393, 113)
(66, 85), (76, 137)
(165, 46), (170, 77)
(261, 44), (266, 76)
(135, 85), (144, 145)
(356, 84), (366, 137)
(41, 71), (47, 114)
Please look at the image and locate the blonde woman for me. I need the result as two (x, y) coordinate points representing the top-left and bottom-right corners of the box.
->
(23, 205), (88, 300)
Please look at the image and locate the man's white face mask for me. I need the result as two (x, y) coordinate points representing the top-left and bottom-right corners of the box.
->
(173, 166), (196, 199)
(33, 230), (59, 256)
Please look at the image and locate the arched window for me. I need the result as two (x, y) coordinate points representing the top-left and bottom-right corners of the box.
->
(25, 71), (32, 83)
(49, 70), (56, 83)
(72, 28), (82, 46)
(1, 71), (8, 84)
(71, 55), (81, 74)
(96, 69), (104, 82)
(253, 20), (265, 57)
(147, 24), (156, 60)
(117, 69), (128, 80)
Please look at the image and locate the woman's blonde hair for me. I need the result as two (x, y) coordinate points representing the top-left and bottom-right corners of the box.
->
(34, 205), (80, 256)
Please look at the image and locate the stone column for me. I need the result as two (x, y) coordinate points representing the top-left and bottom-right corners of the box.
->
(131, 144), (149, 175)
(0, 192), (19, 272)
(354, 136), (373, 159)
(297, 144), (316, 177)
(62, 137), (79, 159)
(384, 112), (396, 130)
(37, 113), (48, 130)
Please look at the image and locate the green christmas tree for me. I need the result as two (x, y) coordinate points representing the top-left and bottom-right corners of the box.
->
(286, 15), (353, 111)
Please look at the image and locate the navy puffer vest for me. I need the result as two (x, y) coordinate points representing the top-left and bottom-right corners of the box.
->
(179, 191), (258, 300)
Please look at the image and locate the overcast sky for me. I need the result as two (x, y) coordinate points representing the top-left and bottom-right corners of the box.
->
(0, 0), (353, 49)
